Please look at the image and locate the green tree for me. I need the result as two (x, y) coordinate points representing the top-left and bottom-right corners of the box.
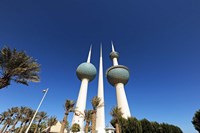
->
(91, 96), (102, 133)
(170, 125), (183, 133)
(0, 46), (40, 89)
(160, 123), (183, 133)
(115, 117), (142, 133)
(71, 123), (80, 133)
(110, 107), (123, 133)
(151, 122), (161, 133)
(140, 118), (154, 133)
(192, 109), (200, 133)
(60, 100), (75, 133)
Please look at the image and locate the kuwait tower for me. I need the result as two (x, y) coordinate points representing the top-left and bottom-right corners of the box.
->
(95, 45), (106, 133)
(71, 46), (96, 132)
(106, 43), (131, 118)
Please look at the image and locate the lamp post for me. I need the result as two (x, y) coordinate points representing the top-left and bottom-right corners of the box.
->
(25, 88), (49, 133)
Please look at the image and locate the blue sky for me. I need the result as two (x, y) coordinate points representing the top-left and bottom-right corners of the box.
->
(0, 0), (200, 132)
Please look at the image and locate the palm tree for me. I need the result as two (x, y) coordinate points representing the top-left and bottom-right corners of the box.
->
(34, 111), (48, 133)
(0, 117), (12, 133)
(17, 107), (29, 133)
(4, 117), (13, 132)
(19, 108), (34, 133)
(47, 116), (57, 133)
(60, 100), (75, 133)
(84, 110), (92, 133)
(5, 107), (18, 132)
(0, 46), (40, 89)
(91, 96), (102, 133)
(110, 107), (123, 133)
(10, 107), (26, 132)
(0, 111), (9, 124)
(39, 121), (47, 133)
(71, 123), (80, 133)
(8, 107), (18, 118)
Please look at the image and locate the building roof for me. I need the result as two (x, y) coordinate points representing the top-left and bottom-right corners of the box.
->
(105, 123), (115, 131)
(43, 121), (68, 133)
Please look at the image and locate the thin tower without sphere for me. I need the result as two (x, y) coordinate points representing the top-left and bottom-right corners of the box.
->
(96, 45), (106, 133)
(71, 46), (97, 133)
(106, 43), (131, 118)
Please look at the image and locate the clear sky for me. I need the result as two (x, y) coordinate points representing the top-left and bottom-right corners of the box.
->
(0, 0), (200, 132)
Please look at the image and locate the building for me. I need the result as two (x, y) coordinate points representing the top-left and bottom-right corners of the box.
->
(43, 122), (68, 133)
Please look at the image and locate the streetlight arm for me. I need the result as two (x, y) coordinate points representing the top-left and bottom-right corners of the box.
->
(25, 88), (49, 133)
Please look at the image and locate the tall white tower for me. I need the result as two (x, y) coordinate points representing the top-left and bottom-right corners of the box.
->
(95, 45), (106, 133)
(106, 43), (131, 119)
(71, 46), (97, 133)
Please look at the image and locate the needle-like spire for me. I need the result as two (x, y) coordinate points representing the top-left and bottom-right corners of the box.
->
(100, 43), (102, 57)
(111, 41), (115, 52)
(87, 45), (92, 63)
(96, 44), (106, 133)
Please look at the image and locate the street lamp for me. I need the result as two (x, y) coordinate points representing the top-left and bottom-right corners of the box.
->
(25, 88), (49, 133)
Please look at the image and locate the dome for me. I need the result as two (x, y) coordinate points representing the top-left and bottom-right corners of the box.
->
(109, 51), (119, 60)
(106, 65), (130, 86)
(76, 62), (96, 81)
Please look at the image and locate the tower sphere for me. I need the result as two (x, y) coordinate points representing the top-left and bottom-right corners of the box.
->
(76, 62), (96, 81)
(109, 51), (119, 60)
(106, 65), (130, 86)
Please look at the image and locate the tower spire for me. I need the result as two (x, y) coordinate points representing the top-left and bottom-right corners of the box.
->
(87, 45), (92, 63)
(110, 42), (119, 66)
(111, 41), (115, 52)
(100, 43), (102, 57)
(96, 44), (106, 133)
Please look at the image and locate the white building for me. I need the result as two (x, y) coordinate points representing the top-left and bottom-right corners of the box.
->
(43, 122), (68, 133)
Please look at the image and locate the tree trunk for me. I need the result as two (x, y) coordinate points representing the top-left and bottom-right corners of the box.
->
(85, 122), (89, 133)
(19, 122), (28, 133)
(19, 125), (25, 133)
(34, 121), (40, 133)
(91, 111), (96, 133)
(0, 76), (10, 89)
(10, 117), (20, 132)
(60, 113), (68, 133)
(4, 125), (10, 133)
(0, 118), (5, 125)
(46, 126), (51, 133)
(24, 119), (32, 132)
(0, 124), (7, 133)
(115, 123), (120, 133)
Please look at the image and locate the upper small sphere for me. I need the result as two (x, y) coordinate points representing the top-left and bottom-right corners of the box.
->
(76, 62), (96, 81)
(106, 65), (130, 86)
(109, 51), (119, 60)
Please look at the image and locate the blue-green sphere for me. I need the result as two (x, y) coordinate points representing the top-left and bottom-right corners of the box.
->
(106, 65), (130, 86)
(76, 62), (96, 81)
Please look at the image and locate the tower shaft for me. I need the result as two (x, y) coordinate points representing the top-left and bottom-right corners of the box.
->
(96, 46), (106, 133)
(71, 78), (89, 132)
(113, 58), (119, 66)
(116, 83), (131, 118)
